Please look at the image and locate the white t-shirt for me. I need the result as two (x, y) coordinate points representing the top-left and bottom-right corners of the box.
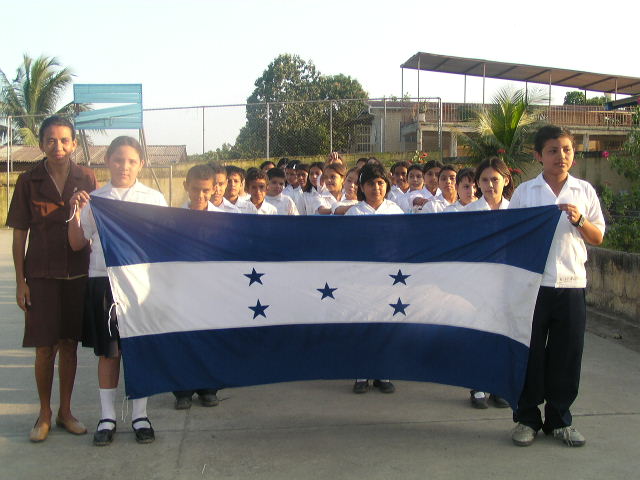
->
(417, 193), (456, 214)
(181, 200), (223, 212)
(345, 199), (404, 215)
(463, 196), (510, 211)
(265, 194), (299, 215)
(508, 173), (605, 288)
(82, 181), (168, 277)
(236, 199), (278, 215)
(444, 200), (472, 212)
(397, 188), (440, 213)
(387, 185), (409, 205)
(331, 198), (359, 214)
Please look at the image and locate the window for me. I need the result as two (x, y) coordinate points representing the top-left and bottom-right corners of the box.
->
(354, 124), (371, 153)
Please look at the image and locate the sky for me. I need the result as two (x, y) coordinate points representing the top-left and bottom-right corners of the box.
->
(3, 0), (638, 154)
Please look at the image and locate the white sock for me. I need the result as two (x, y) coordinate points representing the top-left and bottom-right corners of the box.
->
(99, 388), (117, 430)
(473, 391), (486, 399)
(132, 398), (150, 429)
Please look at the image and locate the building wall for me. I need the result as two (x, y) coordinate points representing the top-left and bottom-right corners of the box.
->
(586, 247), (640, 326)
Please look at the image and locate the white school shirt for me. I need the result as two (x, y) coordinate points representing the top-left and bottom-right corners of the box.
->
(463, 196), (510, 211)
(265, 193), (299, 215)
(418, 193), (456, 214)
(398, 188), (440, 213)
(285, 186), (305, 216)
(387, 185), (409, 205)
(508, 173), (605, 288)
(82, 181), (168, 277)
(331, 198), (359, 214)
(302, 189), (323, 216)
(307, 191), (345, 215)
(181, 200), (224, 212)
(444, 199), (472, 212)
(211, 197), (241, 213)
(236, 199), (278, 215)
(344, 199), (404, 215)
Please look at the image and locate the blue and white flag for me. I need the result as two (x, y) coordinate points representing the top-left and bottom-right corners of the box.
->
(90, 196), (561, 405)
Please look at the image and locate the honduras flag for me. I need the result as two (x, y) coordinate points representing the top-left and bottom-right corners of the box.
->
(89, 196), (560, 406)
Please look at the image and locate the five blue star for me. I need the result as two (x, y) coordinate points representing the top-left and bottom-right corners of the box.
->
(389, 269), (411, 285)
(249, 300), (269, 319)
(389, 298), (410, 316)
(317, 282), (337, 300)
(244, 268), (265, 286)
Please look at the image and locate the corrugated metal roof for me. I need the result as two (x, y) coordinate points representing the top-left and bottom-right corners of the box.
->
(0, 145), (187, 165)
(401, 52), (640, 95)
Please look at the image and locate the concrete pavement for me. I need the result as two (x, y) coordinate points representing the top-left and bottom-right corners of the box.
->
(0, 228), (639, 480)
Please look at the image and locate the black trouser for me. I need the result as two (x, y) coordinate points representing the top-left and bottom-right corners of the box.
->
(514, 287), (586, 433)
(173, 389), (218, 399)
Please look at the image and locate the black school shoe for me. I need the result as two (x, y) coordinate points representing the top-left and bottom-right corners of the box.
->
(132, 417), (155, 444)
(199, 392), (219, 407)
(489, 394), (510, 408)
(93, 419), (116, 446)
(373, 379), (396, 394)
(353, 380), (369, 394)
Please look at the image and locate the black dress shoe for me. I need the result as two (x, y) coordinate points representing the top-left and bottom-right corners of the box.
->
(174, 396), (192, 410)
(93, 419), (116, 446)
(373, 379), (396, 393)
(132, 417), (155, 444)
(353, 380), (369, 394)
(199, 392), (219, 407)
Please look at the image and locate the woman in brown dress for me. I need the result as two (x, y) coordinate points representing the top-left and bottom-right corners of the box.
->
(7, 115), (97, 442)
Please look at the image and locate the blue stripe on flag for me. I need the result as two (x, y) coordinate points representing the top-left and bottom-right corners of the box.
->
(90, 196), (560, 274)
(121, 323), (528, 407)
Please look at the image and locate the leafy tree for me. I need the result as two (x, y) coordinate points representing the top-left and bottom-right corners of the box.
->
(457, 87), (545, 168)
(563, 91), (607, 106)
(1, 54), (83, 146)
(234, 54), (367, 157)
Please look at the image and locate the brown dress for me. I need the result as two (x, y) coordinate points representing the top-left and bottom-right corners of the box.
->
(7, 159), (97, 346)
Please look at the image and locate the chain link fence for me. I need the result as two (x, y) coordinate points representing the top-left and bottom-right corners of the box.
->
(1, 97), (450, 221)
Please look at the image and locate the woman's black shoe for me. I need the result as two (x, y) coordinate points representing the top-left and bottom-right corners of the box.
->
(93, 419), (116, 446)
(132, 417), (155, 444)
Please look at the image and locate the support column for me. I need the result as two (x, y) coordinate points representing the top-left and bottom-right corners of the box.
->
(416, 126), (423, 152)
(583, 133), (590, 152)
(449, 131), (458, 159)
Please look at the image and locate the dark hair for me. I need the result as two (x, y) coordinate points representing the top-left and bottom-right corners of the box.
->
(390, 161), (410, 174)
(186, 164), (215, 184)
(324, 162), (346, 178)
(407, 164), (424, 175)
(438, 164), (457, 179)
(423, 160), (443, 172)
(277, 157), (289, 168)
(286, 159), (301, 169)
(366, 156), (383, 166)
(267, 167), (286, 180)
(207, 162), (227, 177)
(39, 115), (75, 143)
(260, 160), (276, 170)
(225, 165), (246, 180)
(356, 157), (368, 167)
(295, 163), (309, 173)
(246, 169), (268, 186)
(106, 136), (144, 162)
(303, 162), (325, 192)
(346, 166), (361, 179)
(356, 164), (391, 201)
(475, 157), (514, 200)
(534, 125), (575, 154)
(455, 167), (475, 186)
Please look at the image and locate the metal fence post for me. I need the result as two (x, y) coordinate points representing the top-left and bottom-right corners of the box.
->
(266, 102), (270, 159)
(329, 102), (334, 153)
(6, 116), (12, 218)
(202, 107), (205, 154)
(383, 97), (387, 153)
(169, 164), (173, 206)
(438, 98), (443, 160)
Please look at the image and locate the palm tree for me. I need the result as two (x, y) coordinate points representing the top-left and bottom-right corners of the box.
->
(458, 87), (546, 168)
(1, 54), (78, 146)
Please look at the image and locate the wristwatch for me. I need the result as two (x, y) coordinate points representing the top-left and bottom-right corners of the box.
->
(571, 214), (585, 228)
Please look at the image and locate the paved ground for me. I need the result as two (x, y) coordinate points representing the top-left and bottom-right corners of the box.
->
(0, 228), (639, 480)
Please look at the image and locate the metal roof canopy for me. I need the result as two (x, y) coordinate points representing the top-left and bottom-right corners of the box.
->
(401, 52), (640, 96)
